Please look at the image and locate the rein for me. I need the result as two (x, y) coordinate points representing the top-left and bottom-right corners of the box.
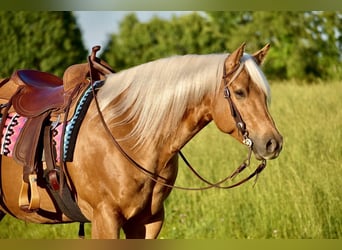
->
(89, 61), (267, 191)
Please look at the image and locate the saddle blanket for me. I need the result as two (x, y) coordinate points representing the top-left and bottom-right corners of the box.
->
(0, 112), (63, 162)
(1, 113), (28, 157)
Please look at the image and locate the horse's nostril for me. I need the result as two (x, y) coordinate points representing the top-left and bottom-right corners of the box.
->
(266, 138), (278, 153)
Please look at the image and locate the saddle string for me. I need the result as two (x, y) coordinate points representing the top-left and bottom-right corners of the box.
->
(89, 62), (267, 191)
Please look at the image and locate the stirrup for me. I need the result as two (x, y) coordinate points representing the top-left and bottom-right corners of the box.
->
(19, 174), (40, 212)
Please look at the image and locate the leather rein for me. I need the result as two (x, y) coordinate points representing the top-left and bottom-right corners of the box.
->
(89, 59), (267, 191)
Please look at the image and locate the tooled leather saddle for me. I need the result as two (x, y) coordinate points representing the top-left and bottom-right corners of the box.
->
(0, 46), (114, 222)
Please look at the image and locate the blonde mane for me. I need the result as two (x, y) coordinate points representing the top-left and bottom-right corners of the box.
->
(98, 53), (270, 149)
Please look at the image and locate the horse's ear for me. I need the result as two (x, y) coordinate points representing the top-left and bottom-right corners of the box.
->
(253, 43), (270, 65)
(225, 42), (246, 72)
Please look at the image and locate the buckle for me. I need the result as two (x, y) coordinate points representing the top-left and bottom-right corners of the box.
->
(224, 87), (230, 98)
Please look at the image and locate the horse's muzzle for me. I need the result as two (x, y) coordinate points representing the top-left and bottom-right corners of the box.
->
(252, 134), (283, 160)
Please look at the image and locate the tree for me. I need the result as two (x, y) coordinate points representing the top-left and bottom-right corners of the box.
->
(206, 11), (253, 51)
(0, 11), (87, 78)
(206, 11), (342, 81)
(310, 12), (342, 80)
(102, 12), (224, 71)
(102, 11), (342, 82)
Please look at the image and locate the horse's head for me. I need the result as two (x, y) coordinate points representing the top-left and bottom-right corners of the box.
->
(211, 43), (283, 160)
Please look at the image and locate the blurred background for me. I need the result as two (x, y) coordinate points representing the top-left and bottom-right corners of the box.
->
(0, 11), (341, 82)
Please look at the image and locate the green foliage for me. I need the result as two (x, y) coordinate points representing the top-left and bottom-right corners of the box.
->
(102, 12), (224, 71)
(236, 12), (341, 82)
(0, 11), (87, 78)
(0, 11), (340, 82)
(207, 11), (342, 81)
(103, 11), (342, 82)
(0, 82), (341, 239)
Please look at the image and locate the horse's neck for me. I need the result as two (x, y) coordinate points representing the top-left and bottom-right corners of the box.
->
(103, 92), (213, 172)
(160, 96), (213, 160)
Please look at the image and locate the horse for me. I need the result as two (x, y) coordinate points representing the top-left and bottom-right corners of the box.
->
(0, 43), (283, 239)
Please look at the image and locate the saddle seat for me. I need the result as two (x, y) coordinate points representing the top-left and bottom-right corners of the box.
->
(12, 69), (64, 117)
(15, 69), (63, 88)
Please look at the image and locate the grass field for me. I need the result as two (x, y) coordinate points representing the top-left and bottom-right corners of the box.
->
(0, 81), (341, 239)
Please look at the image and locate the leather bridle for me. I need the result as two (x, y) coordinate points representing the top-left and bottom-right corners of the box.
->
(89, 59), (267, 191)
(222, 62), (253, 148)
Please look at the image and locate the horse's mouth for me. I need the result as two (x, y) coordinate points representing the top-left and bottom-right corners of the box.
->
(254, 151), (280, 161)
(253, 144), (282, 161)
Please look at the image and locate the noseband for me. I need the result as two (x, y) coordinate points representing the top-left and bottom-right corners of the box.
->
(91, 60), (267, 191)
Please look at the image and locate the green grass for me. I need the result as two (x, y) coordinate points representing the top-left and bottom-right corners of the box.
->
(1, 82), (341, 239)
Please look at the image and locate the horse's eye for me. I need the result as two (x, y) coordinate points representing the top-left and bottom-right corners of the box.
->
(234, 89), (246, 99)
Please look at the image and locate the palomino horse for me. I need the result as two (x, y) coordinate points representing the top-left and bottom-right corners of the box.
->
(0, 43), (282, 238)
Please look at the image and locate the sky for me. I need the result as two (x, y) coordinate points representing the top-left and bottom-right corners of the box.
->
(74, 11), (191, 53)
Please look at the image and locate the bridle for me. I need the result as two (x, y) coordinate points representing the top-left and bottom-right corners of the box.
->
(89, 58), (267, 191)
(223, 62), (253, 148)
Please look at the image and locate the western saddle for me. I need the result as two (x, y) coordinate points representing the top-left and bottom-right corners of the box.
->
(0, 46), (114, 223)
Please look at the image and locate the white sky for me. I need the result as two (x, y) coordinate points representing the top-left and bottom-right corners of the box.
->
(74, 11), (192, 53)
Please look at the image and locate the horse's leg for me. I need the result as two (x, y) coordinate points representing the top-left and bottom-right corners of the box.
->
(91, 205), (123, 239)
(0, 210), (5, 222)
(123, 207), (165, 239)
(144, 208), (165, 239)
(122, 221), (146, 239)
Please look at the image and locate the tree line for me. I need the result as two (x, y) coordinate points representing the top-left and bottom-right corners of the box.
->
(0, 12), (86, 78)
(0, 11), (341, 82)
